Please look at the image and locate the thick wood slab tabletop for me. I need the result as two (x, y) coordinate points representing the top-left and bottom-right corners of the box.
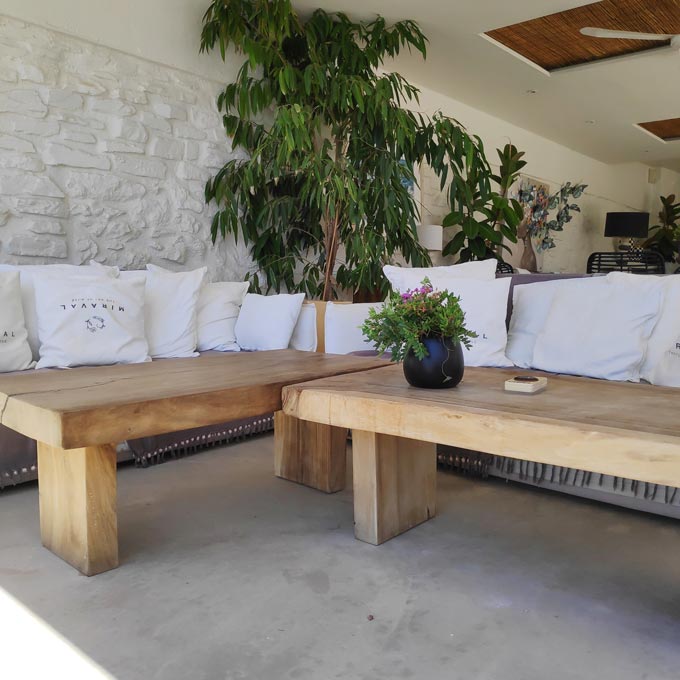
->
(283, 365), (680, 487)
(0, 351), (389, 449)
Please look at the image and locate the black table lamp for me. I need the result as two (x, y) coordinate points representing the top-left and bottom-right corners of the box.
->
(604, 212), (650, 250)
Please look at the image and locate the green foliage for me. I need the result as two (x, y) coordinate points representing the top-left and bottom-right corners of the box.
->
(644, 194), (680, 263)
(361, 278), (476, 362)
(441, 144), (526, 262)
(200, 0), (510, 300)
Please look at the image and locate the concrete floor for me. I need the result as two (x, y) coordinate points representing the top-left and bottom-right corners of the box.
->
(2, 436), (680, 680)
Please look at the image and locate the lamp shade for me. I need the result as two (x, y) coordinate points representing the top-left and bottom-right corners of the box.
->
(604, 212), (650, 239)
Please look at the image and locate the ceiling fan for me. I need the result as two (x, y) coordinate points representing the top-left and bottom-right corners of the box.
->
(580, 26), (680, 48)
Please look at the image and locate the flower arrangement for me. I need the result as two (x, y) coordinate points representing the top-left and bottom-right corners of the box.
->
(517, 180), (588, 253)
(361, 279), (477, 362)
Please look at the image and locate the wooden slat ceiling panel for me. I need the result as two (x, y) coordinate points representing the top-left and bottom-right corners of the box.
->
(639, 118), (680, 141)
(486, 0), (680, 71)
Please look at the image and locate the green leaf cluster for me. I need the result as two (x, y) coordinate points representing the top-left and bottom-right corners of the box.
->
(200, 0), (509, 300)
(441, 144), (526, 262)
(361, 278), (477, 362)
(643, 194), (680, 263)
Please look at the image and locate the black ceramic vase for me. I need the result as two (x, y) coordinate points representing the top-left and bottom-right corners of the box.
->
(402, 336), (465, 389)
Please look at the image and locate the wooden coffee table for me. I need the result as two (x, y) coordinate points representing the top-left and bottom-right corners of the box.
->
(0, 351), (388, 575)
(281, 364), (680, 545)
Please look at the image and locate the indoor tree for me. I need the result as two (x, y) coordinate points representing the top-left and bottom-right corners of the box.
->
(200, 0), (515, 300)
(644, 194), (680, 263)
(441, 144), (526, 262)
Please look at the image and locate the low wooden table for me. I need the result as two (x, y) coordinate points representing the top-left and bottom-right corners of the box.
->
(0, 351), (388, 575)
(281, 364), (680, 545)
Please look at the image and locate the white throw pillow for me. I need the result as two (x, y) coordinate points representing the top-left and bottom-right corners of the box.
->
(532, 281), (663, 382)
(0, 264), (119, 359)
(235, 293), (305, 351)
(325, 302), (382, 355)
(289, 304), (318, 352)
(441, 278), (513, 367)
(506, 278), (608, 369)
(145, 265), (206, 358)
(33, 274), (149, 369)
(606, 272), (680, 387)
(196, 282), (250, 352)
(384, 260), (497, 293)
(0, 272), (34, 373)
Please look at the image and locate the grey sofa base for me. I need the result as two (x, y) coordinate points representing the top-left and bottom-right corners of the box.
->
(438, 447), (680, 520)
(0, 415), (275, 490)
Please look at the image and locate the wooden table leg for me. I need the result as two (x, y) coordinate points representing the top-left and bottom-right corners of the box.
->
(352, 430), (436, 545)
(274, 411), (347, 493)
(37, 442), (118, 576)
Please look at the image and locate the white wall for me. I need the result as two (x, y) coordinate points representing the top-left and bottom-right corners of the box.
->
(414, 85), (680, 273)
(2, 4), (678, 278)
(1, 0), (232, 82)
(0, 14), (258, 281)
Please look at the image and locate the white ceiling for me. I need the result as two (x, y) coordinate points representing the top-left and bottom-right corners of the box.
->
(294, 0), (680, 172)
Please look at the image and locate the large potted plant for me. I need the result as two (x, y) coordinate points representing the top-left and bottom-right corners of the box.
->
(643, 194), (680, 264)
(200, 0), (515, 300)
(361, 279), (476, 389)
(441, 144), (526, 263)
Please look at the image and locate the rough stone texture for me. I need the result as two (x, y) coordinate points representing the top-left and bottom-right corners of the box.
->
(0, 15), (251, 279)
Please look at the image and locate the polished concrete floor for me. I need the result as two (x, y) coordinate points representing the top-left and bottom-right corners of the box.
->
(2, 435), (680, 680)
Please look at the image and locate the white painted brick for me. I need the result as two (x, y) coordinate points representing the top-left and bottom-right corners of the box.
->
(201, 143), (230, 169)
(185, 141), (200, 161)
(8, 234), (67, 258)
(11, 197), (65, 217)
(173, 122), (206, 140)
(152, 99), (187, 121)
(0, 154), (44, 172)
(101, 139), (145, 153)
(43, 88), (84, 111)
(64, 171), (146, 201)
(139, 111), (171, 133)
(90, 98), (136, 117)
(189, 107), (220, 129)
(149, 137), (184, 160)
(176, 162), (210, 182)
(11, 117), (59, 136)
(0, 173), (64, 197)
(0, 15), (240, 278)
(43, 142), (111, 170)
(26, 219), (65, 235)
(114, 155), (167, 179)
(0, 90), (47, 115)
(62, 129), (97, 144)
(110, 118), (148, 143)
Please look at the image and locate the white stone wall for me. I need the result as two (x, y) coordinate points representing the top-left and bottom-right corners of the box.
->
(0, 15), (252, 281)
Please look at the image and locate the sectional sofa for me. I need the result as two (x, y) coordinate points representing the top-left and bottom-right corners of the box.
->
(3, 263), (680, 524)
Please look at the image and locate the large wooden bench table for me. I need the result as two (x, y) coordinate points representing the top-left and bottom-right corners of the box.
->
(0, 351), (388, 575)
(281, 364), (680, 545)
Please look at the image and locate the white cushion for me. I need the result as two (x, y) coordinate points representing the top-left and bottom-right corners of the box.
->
(606, 272), (680, 387)
(145, 265), (206, 358)
(289, 304), (318, 352)
(0, 263), (118, 359)
(196, 282), (250, 352)
(383, 260), (497, 293)
(506, 278), (608, 369)
(0, 272), (34, 373)
(442, 278), (513, 367)
(532, 280), (663, 382)
(33, 274), (149, 369)
(235, 293), (305, 351)
(325, 303), (382, 355)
